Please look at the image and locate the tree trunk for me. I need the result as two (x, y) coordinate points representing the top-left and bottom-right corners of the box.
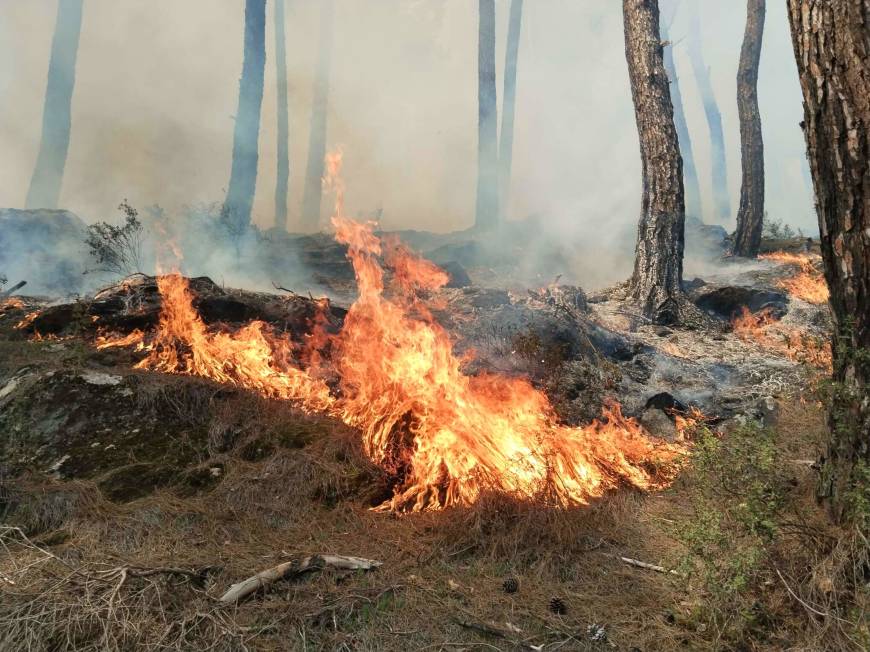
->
(498, 0), (523, 220)
(223, 0), (267, 231)
(688, 6), (731, 223)
(623, 0), (686, 326)
(661, 17), (702, 221)
(274, 0), (290, 231)
(301, 0), (334, 230)
(733, 0), (766, 257)
(475, 0), (499, 230)
(786, 0), (870, 522)
(25, 0), (83, 210)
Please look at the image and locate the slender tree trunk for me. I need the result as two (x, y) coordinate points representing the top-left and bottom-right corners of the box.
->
(301, 0), (334, 230)
(498, 0), (522, 220)
(787, 0), (870, 522)
(688, 6), (731, 223)
(733, 0), (766, 257)
(26, 0), (83, 210)
(623, 0), (686, 325)
(223, 0), (267, 231)
(475, 0), (499, 230)
(274, 0), (290, 231)
(661, 18), (702, 221)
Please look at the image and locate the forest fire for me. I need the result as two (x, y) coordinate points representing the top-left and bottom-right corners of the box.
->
(87, 156), (681, 512)
(759, 251), (829, 304)
(731, 306), (831, 370)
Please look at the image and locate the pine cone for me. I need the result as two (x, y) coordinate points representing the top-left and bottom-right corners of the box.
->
(548, 596), (567, 615)
(502, 577), (519, 594)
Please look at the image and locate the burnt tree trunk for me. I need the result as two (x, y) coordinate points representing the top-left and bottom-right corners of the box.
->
(661, 17), (702, 221)
(475, 0), (499, 230)
(26, 0), (83, 210)
(223, 0), (267, 231)
(274, 0), (290, 231)
(688, 6), (731, 223)
(623, 0), (686, 325)
(301, 0), (334, 230)
(498, 0), (523, 220)
(733, 0), (766, 257)
(787, 0), (870, 522)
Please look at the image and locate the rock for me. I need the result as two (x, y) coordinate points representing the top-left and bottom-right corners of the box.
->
(440, 261), (472, 288)
(0, 208), (90, 295)
(756, 396), (780, 429)
(693, 285), (789, 321)
(644, 392), (688, 414)
(640, 408), (678, 442)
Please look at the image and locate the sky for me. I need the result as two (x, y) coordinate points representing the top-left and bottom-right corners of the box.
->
(0, 0), (816, 244)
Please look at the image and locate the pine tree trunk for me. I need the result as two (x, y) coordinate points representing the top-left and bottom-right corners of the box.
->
(498, 0), (523, 220)
(475, 0), (499, 230)
(25, 0), (83, 210)
(787, 0), (870, 522)
(688, 6), (731, 223)
(661, 18), (702, 221)
(623, 0), (686, 326)
(733, 0), (766, 258)
(274, 0), (290, 231)
(301, 0), (334, 230)
(223, 0), (267, 231)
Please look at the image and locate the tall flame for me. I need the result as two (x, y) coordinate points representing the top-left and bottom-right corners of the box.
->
(110, 151), (681, 511)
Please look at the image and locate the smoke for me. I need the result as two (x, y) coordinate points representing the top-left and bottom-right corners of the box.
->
(0, 0), (815, 294)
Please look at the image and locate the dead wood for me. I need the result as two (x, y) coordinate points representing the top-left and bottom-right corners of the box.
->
(619, 556), (682, 576)
(0, 281), (26, 298)
(219, 554), (381, 603)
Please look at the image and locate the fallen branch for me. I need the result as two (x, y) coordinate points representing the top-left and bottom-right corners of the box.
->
(619, 556), (682, 576)
(219, 554), (381, 603)
(0, 281), (26, 298)
(455, 619), (542, 651)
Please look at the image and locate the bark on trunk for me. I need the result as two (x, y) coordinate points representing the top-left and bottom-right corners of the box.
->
(223, 0), (267, 231)
(688, 6), (731, 223)
(623, 0), (686, 326)
(661, 18), (702, 221)
(498, 0), (523, 220)
(787, 0), (870, 522)
(475, 0), (499, 230)
(301, 0), (334, 230)
(25, 0), (83, 210)
(733, 0), (766, 258)
(274, 0), (290, 231)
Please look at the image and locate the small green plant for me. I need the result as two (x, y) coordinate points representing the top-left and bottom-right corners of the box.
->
(85, 200), (144, 276)
(677, 423), (788, 639)
(762, 214), (803, 240)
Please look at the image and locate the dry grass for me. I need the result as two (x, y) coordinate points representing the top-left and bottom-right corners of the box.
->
(0, 336), (866, 650)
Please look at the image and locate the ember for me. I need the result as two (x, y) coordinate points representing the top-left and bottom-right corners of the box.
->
(103, 152), (682, 512)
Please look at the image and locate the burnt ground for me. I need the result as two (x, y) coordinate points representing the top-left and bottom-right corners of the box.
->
(0, 241), (866, 651)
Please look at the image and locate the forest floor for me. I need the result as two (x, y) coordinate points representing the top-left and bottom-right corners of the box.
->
(0, 241), (867, 651)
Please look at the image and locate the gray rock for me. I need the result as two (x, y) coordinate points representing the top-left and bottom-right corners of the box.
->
(639, 408), (678, 442)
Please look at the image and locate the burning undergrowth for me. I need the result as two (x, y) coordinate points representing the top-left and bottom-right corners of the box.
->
(79, 155), (682, 513)
(759, 251), (829, 305)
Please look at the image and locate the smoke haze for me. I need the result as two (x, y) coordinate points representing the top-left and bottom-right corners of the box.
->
(0, 0), (815, 290)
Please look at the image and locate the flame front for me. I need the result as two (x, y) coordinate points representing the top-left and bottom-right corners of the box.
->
(759, 252), (829, 304)
(732, 307), (831, 370)
(100, 152), (681, 512)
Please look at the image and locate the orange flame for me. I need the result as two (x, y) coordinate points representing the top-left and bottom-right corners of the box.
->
(759, 252), (829, 304)
(93, 151), (683, 511)
(731, 307), (831, 370)
(135, 274), (334, 413)
(1, 297), (25, 312)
